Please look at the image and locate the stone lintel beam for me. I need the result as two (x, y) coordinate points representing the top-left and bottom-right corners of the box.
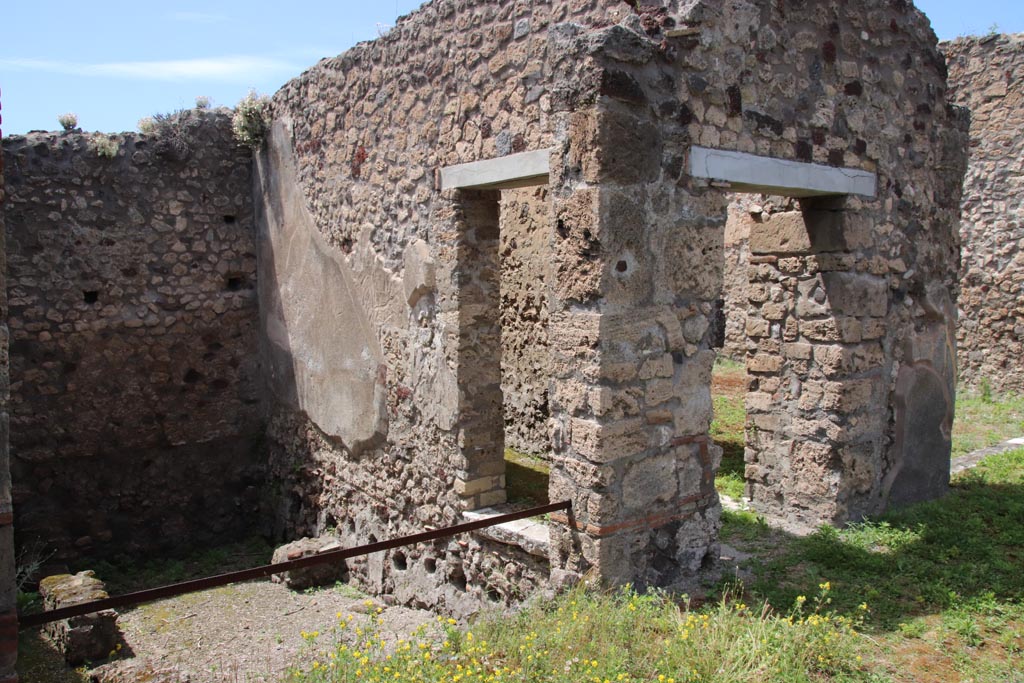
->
(439, 148), (553, 190)
(689, 146), (877, 198)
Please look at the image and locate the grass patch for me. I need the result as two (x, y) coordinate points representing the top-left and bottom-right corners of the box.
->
(712, 356), (747, 499)
(505, 447), (550, 507)
(952, 391), (1024, 457)
(287, 584), (871, 683)
(721, 448), (1024, 682)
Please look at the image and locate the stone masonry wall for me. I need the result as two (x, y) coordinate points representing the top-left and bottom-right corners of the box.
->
(500, 187), (550, 456)
(718, 201), (751, 360)
(258, 0), (967, 601)
(257, 0), (641, 612)
(943, 34), (1024, 394)
(546, 0), (967, 548)
(0, 85), (20, 683)
(2, 110), (266, 561)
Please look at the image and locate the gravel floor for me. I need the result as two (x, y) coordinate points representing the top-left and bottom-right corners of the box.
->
(86, 580), (441, 682)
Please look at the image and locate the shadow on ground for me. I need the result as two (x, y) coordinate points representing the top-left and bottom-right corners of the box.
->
(721, 458), (1024, 632)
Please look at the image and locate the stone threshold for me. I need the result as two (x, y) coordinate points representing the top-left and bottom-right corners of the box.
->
(462, 507), (550, 558)
(951, 437), (1024, 475)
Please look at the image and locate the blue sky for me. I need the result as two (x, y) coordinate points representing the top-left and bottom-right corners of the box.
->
(1, 1), (1020, 136)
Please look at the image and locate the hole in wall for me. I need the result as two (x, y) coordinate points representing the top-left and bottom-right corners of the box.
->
(450, 564), (467, 592)
(183, 368), (202, 383)
(226, 276), (244, 291)
(392, 551), (408, 571)
(423, 557), (437, 574)
(486, 586), (502, 603)
(616, 260), (628, 273)
(82, 291), (99, 304)
(223, 215), (236, 224)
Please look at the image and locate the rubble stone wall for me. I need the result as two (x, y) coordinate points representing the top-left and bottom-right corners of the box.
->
(1, 110), (266, 561)
(718, 202), (751, 360)
(256, 0), (631, 613)
(547, 0), (967, 550)
(0, 87), (19, 682)
(500, 187), (550, 456)
(260, 0), (967, 603)
(943, 34), (1024, 394)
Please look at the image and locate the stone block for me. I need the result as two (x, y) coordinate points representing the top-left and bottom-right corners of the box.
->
(570, 416), (649, 462)
(623, 452), (678, 508)
(821, 272), (888, 317)
(748, 353), (782, 373)
(812, 343), (884, 378)
(745, 317), (770, 337)
(644, 378), (676, 407)
(638, 353), (674, 380)
(271, 536), (348, 590)
(823, 378), (880, 412)
(596, 109), (661, 184)
(39, 571), (120, 665)
(749, 212), (811, 254)
(672, 385), (712, 435)
(783, 342), (813, 359)
(455, 475), (505, 497)
(801, 318), (862, 343)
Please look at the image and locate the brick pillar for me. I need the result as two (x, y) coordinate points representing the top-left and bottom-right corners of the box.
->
(451, 190), (506, 510)
(0, 84), (19, 683)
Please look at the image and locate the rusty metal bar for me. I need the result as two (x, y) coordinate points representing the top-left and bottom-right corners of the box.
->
(19, 500), (571, 629)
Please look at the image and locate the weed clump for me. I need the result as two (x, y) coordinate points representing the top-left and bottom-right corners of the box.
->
(232, 90), (271, 148)
(91, 134), (120, 159)
(57, 112), (78, 131)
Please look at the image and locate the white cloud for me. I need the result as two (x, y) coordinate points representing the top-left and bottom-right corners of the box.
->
(0, 56), (298, 82)
(169, 11), (228, 24)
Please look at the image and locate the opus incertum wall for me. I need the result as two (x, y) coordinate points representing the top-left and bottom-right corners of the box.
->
(2, 111), (266, 563)
(0, 84), (20, 683)
(943, 34), (1024, 394)
(257, 0), (967, 606)
(1, 0), (968, 619)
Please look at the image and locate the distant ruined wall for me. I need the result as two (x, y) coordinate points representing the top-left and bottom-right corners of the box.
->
(500, 187), (550, 456)
(2, 110), (265, 561)
(943, 34), (1024, 394)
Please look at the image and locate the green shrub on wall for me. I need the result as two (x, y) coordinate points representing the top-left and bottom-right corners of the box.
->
(57, 112), (78, 131)
(91, 134), (120, 159)
(232, 90), (271, 148)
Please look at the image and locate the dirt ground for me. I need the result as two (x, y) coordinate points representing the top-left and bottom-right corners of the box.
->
(24, 579), (442, 683)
